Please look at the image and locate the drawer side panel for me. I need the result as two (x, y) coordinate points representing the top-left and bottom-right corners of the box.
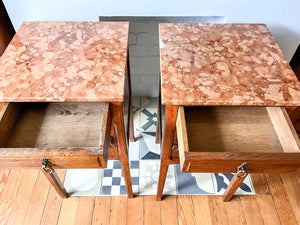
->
(267, 107), (300, 153)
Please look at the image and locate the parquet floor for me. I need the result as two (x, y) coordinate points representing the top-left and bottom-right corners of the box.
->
(0, 169), (299, 225)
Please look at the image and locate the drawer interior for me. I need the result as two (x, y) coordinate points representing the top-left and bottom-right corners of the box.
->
(178, 106), (300, 154)
(0, 102), (109, 148)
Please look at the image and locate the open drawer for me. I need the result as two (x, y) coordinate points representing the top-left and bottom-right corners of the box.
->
(0, 102), (111, 169)
(176, 106), (300, 173)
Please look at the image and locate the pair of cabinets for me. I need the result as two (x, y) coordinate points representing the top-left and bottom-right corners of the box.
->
(1, 90), (300, 201)
(1, 21), (300, 201)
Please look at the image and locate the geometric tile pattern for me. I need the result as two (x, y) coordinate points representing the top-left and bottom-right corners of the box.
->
(139, 97), (160, 160)
(64, 169), (103, 196)
(139, 160), (176, 195)
(101, 160), (139, 196)
(175, 165), (215, 195)
(212, 173), (254, 195)
(64, 97), (255, 196)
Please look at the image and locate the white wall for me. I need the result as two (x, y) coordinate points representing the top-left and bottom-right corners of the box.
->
(3, 0), (300, 96)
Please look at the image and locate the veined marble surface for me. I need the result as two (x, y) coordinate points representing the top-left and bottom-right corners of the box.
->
(0, 21), (129, 102)
(159, 23), (300, 106)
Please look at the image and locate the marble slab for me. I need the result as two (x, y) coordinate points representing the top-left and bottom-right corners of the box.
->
(159, 23), (300, 106)
(0, 21), (129, 102)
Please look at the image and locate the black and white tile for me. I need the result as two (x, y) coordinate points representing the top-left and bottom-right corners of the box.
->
(101, 160), (139, 196)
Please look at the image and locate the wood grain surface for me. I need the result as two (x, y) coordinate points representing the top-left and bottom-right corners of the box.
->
(176, 106), (300, 174)
(0, 168), (298, 224)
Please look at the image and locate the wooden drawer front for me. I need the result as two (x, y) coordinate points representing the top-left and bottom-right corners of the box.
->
(0, 102), (111, 169)
(176, 106), (300, 173)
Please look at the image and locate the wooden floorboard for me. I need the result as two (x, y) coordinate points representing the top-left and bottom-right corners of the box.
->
(225, 197), (246, 225)
(161, 195), (178, 225)
(177, 195), (196, 225)
(250, 174), (270, 194)
(92, 196), (111, 225)
(0, 169), (10, 194)
(74, 197), (95, 225)
(57, 197), (79, 225)
(0, 169), (299, 225)
(23, 171), (51, 225)
(280, 173), (300, 224)
(208, 196), (229, 225)
(192, 196), (212, 225)
(0, 199), (13, 225)
(40, 170), (66, 225)
(110, 196), (128, 225)
(240, 195), (264, 225)
(127, 195), (143, 225)
(265, 174), (299, 225)
(255, 195), (281, 225)
(5, 170), (39, 225)
(144, 195), (161, 225)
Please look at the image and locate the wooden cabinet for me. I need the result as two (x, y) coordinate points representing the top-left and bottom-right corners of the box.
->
(157, 23), (300, 201)
(0, 21), (134, 198)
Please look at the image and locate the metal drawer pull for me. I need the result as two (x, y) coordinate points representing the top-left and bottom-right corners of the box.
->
(41, 158), (53, 174)
(172, 140), (178, 151)
(236, 162), (248, 178)
(110, 136), (117, 148)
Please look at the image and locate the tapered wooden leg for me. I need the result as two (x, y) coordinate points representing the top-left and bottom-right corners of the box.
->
(110, 102), (133, 198)
(129, 101), (135, 142)
(42, 168), (68, 198)
(155, 94), (162, 144)
(157, 105), (178, 200)
(223, 172), (248, 202)
(156, 83), (162, 144)
(127, 48), (135, 142)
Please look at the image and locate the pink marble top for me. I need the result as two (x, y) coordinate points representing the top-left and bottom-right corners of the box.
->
(0, 21), (129, 102)
(159, 23), (300, 106)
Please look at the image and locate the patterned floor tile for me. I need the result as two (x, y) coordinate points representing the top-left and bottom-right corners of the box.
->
(140, 108), (157, 132)
(129, 102), (140, 161)
(129, 141), (140, 160)
(212, 173), (255, 195)
(139, 98), (160, 159)
(140, 132), (160, 159)
(175, 165), (215, 195)
(139, 160), (176, 195)
(64, 169), (103, 196)
(132, 97), (141, 137)
(101, 160), (139, 195)
(129, 96), (141, 160)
